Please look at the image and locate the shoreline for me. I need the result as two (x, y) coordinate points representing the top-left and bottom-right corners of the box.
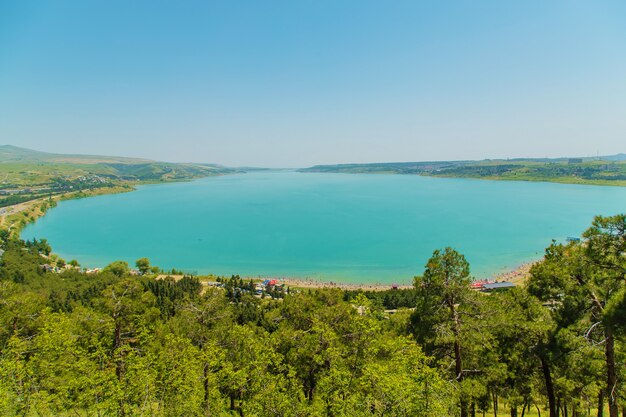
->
(262, 261), (535, 291)
(174, 261), (537, 292)
(8, 173), (538, 290)
(300, 166), (626, 187)
(0, 185), (134, 236)
(490, 261), (534, 286)
(278, 277), (414, 291)
(2, 173), (229, 237)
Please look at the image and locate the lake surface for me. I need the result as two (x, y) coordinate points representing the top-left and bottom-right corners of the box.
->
(22, 171), (626, 284)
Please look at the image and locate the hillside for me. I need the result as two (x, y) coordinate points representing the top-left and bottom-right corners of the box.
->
(0, 145), (237, 184)
(0, 145), (152, 164)
(300, 156), (626, 186)
(0, 145), (239, 207)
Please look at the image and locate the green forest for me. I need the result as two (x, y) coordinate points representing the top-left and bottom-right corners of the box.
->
(0, 215), (624, 417)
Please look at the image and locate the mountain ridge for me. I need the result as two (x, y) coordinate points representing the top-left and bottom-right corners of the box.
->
(0, 145), (155, 165)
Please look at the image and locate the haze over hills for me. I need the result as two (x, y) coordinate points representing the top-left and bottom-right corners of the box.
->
(5, 144), (625, 169)
(301, 153), (626, 170)
(0, 144), (230, 168)
(600, 153), (626, 162)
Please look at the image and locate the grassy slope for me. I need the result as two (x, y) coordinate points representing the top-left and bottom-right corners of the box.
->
(0, 144), (150, 164)
(0, 145), (238, 187)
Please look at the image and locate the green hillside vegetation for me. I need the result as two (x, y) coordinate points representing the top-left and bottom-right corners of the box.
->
(0, 144), (152, 164)
(0, 145), (238, 207)
(301, 157), (626, 186)
(0, 214), (624, 416)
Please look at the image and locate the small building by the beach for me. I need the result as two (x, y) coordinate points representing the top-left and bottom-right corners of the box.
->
(471, 280), (489, 290)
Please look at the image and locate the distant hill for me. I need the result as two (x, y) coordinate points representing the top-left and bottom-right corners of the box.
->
(300, 155), (626, 186)
(600, 153), (626, 162)
(0, 145), (239, 187)
(0, 145), (152, 164)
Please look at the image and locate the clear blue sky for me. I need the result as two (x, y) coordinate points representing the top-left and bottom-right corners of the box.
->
(1, 1), (625, 167)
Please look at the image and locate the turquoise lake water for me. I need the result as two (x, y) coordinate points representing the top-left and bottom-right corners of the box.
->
(22, 171), (626, 284)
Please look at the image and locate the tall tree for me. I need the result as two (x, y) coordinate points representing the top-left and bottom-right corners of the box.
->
(528, 215), (625, 417)
(486, 288), (556, 417)
(412, 247), (472, 417)
(135, 257), (151, 275)
(584, 215), (625, 417)
(97, 279), (159, 415)
(104, 260), (130, 277)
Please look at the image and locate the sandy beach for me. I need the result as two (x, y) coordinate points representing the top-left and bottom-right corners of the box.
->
(490, 262), (535, 286)
(277, 277), (414, 292)
(225, 262), (537, 291)
(277, 264), (534, 291)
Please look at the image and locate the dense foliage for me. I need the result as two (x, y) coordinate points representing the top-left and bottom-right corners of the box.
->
(0, 215), (624, 416)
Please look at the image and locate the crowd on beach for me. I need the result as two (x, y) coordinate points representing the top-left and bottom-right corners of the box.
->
(239, 262), (534, 292)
